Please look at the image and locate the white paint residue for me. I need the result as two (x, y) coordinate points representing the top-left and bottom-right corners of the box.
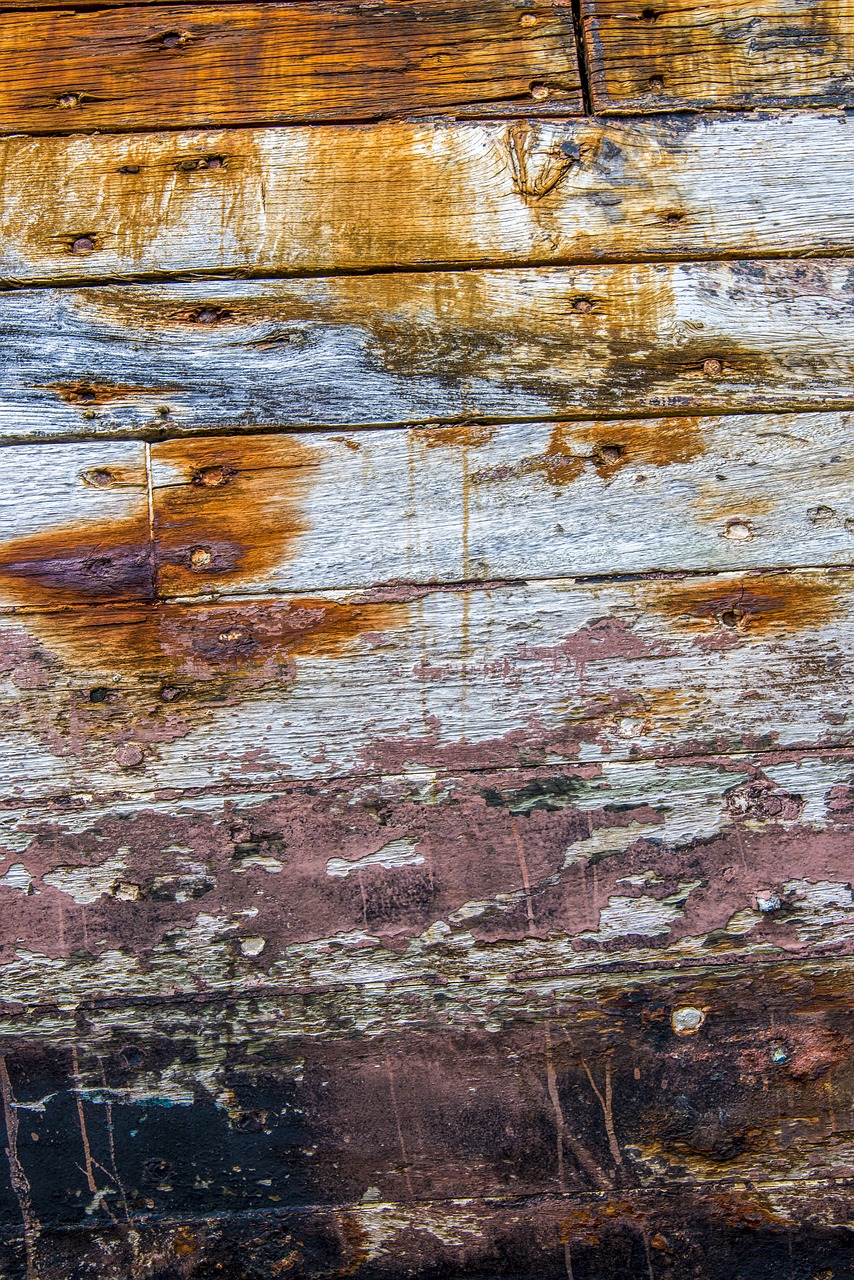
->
(580, 881), (701, 943)
(0, 863), (32, 892)
(233, 855), (284, 873)
(42, 851), (130, 904)
(326, 838), (422, 878)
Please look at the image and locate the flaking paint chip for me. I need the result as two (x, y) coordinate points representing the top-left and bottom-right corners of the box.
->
(240, 936), (266, 956)
(671, 1006), (706, 1035)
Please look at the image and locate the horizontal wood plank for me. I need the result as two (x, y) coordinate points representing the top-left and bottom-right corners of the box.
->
(3, 113), (854, 282)
(0, 567), (850, 797)
(583, 0), (854, 112)
(0, 1184), (851, 1278)
(2, 751), (854, 1006)
(5, 259), (854, 440)
(0, 0), (582, 133)
(9, 414), (854, 610)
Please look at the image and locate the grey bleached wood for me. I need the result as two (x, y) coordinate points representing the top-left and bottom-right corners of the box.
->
(4, 259), (854, 440)
(149, 415), (854, 597)
(0, 567), (850, 799)
(1, 114), (854, 284)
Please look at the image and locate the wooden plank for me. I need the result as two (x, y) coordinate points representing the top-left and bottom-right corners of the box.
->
(6, 260), (854, 440)
(7, 413), (854, 610)
(1, 945), (854, 1260)
(0, 567), (851, 797)
(0, 1), (582, 134)
(0, 1184), (851, 1279)
(583, 0), (854, 112)
(2, 751), (854, 1008)
(2, 113), (854, 283)
(148, 415), (854, 597)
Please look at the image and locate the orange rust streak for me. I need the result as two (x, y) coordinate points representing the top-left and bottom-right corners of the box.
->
(0, 515), (153, 608)
(645, 573), (844, 636)
(152, 434), (320, 597)
(13, 595), (408, 686)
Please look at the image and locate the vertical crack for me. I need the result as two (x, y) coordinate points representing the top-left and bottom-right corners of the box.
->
(571, 0), (595, 115)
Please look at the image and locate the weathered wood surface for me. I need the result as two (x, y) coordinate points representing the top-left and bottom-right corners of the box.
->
(3, 113), (854, 284)
(0, 567), (851, 797)
(2, 752), (854, 1003)
(1, 1184), (852, 1280)
(0, 0), (582, 133)
(6, 260), (854, 440)
(3, 413), (854, 611)
(582, 0), (854, 112)
(1, 913), (854, 1273)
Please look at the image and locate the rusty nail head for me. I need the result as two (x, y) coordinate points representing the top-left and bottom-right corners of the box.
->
(190, 546), (212, 569)
(71, 236), (95, 255)
(703, 358), (723, 376)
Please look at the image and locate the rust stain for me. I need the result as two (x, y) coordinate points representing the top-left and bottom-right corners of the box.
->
(47, 380), (178, 406)
(644, 573), (844, 636)
(152, 435), (320, 597)
(0, 433), (406, 689)
(415, 424), (498, 450)
(0, 515), (153, 608)
(469, 418), (706, 488)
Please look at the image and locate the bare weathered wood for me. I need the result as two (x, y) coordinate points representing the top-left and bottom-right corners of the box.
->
(583, 0), (854, 112)
(5, 260), (854, 440)
(0, 0), (581, 134)
(2, 113), (854, 283)
(0, 567), (850, 797)
(7, 415), (854, 609)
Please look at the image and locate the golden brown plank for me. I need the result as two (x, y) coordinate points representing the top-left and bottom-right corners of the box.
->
(0, 0), (581, 134)
(583, 0), (854, 111)
(1, 113), (852, 284)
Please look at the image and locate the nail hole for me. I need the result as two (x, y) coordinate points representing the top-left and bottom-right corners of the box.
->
(723, 519), (754, 542)
(56, 93), (80, 109)
(594, 444), (623, 466)
(191, 307), (231, 325)
(571, 297), (594, 313)
(720, 609), (741, 628)
(118, 164), (140, 175)
(159, 30), (186, 48)
(640, 7), (660, 20)
(664, 211), (685, 225)
(160, 685), (185, 702)
(89, 687), (110, 703)
(192, 465), (236, 488)
(71, 236), (95, 255)
(648, 75), (665, 92)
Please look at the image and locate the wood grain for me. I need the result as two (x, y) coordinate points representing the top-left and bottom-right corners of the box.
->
(148, 413), (854, 591)
(5, 260), (854, 440)
(583, 0), (854, 112)
(0, 0), (581, 134)
(0, 566), (850, 798)
(3, 113), (854, 283)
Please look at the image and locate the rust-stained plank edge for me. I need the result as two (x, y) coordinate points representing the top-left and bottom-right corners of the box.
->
(4, 417), (854, 606)
(1, 114), (854, 283)
(0, 567), (853, 796)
